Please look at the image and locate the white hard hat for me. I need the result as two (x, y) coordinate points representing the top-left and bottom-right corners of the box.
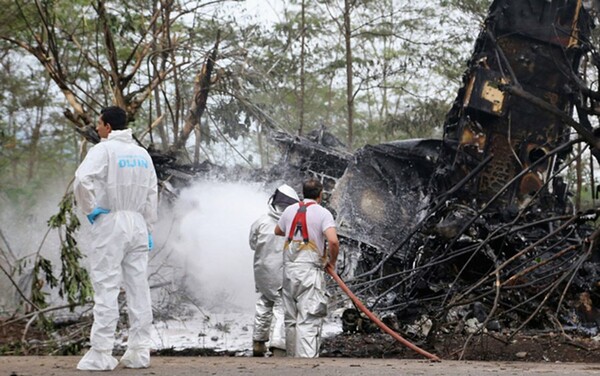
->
(276, 184), (299, 202)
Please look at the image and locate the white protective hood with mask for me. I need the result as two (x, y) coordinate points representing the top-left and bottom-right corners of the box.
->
(250, 184), (299, 298)
(249, 184), (299, 351)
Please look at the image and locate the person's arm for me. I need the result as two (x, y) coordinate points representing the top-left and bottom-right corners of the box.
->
(324, 227), (339, 269)
(73, 146), (107, 215)
(274, 225), (285, 236)
(143, 156), (158, 233)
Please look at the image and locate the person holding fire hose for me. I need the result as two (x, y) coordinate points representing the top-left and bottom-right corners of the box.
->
(274, 178), (339, 357)
(74, 106), (158, 370)
(249, 184), (300, 357)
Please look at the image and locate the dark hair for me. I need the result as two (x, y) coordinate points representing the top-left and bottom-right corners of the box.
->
(303, 178), (323, 200)
(100, 106), (127, 130)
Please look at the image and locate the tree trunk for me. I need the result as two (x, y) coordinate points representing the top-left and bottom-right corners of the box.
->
(344, 0), (354, 150)
(27, 104), (44, 182)
(257, 122), (265, 168)
(173, 32), (220, 153)
(151, 0), (169, 149)
(576, 143), (582, 211)
(299, 0), (306, 136)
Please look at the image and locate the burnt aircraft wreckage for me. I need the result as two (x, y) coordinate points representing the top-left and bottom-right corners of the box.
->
(265, 0), (600, 342)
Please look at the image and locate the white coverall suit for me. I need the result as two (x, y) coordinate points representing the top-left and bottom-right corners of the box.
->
(277, 200), (336, 357)
(74, 129), (158, 371)
(249, 212), (286, 351)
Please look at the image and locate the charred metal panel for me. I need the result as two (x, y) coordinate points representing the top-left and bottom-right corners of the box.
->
(269, 130), (351, 200)
(439, 0), (589, 210)
(266, 0), (600, 339)
(307, 0), (600, 339)
(491, 0), (584, 47)
(331, 139), (441, 251)
(462, 67), (507, 116)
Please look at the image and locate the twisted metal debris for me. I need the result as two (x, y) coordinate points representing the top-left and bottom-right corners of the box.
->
(270, 0), (600, 351)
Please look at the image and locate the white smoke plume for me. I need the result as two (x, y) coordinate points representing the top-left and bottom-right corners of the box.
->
(153, 179), (272, 313)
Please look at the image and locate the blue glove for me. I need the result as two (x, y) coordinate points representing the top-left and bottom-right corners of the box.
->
(148, 233), (154, 251)
(87, 207), (110, 224)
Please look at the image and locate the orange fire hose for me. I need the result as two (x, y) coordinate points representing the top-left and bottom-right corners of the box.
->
(325, 264), (442, 362)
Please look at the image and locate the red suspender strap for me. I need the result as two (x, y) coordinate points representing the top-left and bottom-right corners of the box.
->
(287, 202), (316, 243)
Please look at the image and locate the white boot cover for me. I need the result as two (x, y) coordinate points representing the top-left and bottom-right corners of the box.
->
(120, 348), (150, 368)
(77, 348), (118, 371)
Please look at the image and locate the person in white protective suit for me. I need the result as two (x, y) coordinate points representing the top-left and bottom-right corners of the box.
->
(249, 184), (300, 357)
(74, 106), (158, 371)
(274, 178), (339, 357)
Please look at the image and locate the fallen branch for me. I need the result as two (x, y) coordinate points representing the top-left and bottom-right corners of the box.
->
(0, 302), (88, 328)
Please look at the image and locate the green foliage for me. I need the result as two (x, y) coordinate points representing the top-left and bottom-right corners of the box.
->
(0, 48), (79, 208)
(47, 192), (93, 309)
(385, 98), (449, 139)
(31, 256), (58, 310)
(53, 338), (87, 355)
(211, 99), (252, 141)
(0, 0), (489, 163)
(0, 340), (28, 356)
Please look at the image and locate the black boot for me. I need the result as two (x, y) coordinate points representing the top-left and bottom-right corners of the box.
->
(253, 341), (267, 357)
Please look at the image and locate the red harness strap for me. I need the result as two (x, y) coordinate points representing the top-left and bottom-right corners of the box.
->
(287, 201), (316, 243)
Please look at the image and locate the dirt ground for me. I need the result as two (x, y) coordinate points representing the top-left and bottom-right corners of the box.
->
(320, 331), (600, 363)
(4, 356), (600, 376)
(4, 319), (600, 375)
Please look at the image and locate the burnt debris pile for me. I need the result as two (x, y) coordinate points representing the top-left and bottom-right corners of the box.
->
(273, 0), (600, 343)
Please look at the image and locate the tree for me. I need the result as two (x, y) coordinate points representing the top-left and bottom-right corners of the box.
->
(0, 0), (234, 314)
(0, 0), (495, 317)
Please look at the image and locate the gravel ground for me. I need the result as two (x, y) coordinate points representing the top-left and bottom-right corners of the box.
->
(4, 356), (600, 376)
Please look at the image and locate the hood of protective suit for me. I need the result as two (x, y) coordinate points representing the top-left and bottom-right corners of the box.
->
(107, 129), (134, 143)
(268, 184), (299, 219)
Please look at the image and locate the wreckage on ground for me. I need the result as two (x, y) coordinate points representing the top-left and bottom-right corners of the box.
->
(265, 0), (600, 342)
